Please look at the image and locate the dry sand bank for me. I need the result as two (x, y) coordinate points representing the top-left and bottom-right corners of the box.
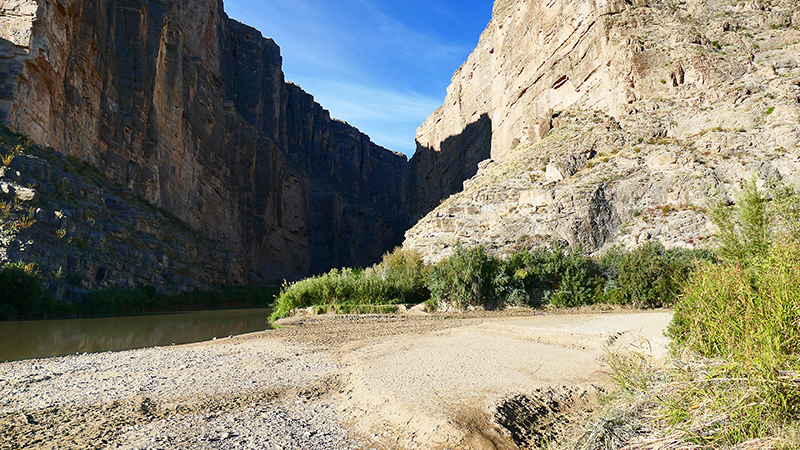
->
(0, 309), (672, 449)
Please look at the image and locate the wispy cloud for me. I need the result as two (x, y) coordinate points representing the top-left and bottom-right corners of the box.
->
(291, 77), (442, 155)
(295, 79), (442, 123)
(222, 0), (490, 155)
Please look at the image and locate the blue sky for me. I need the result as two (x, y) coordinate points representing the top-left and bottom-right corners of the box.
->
(223, 0), (494, 157)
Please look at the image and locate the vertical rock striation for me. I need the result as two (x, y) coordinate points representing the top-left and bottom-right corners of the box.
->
(0, 0), (408, 282)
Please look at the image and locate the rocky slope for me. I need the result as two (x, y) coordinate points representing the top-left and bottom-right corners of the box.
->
(405, 0), (800, 261)
(0, 0), (408, 284)
(1, 129), (244, 297)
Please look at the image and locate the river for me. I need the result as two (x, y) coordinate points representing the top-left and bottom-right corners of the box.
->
(0, 308), (273, 362)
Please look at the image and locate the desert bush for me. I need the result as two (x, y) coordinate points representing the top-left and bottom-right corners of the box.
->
(0, 263), (51, 320)
(601, 242), (714, 308)
(545, 249), (601, 307)
(566, 243), (800, 449)
(625, 182), (800, 447)
(711, 179), (771, 265)
(366, 247), (430, 304)
(427, 244), (500, 310)
(270, 248), (430, 321)
(498, 245), (601, 308)
(669, 243), (800, 376)
(270, 268), (404, 321)
(661, 243), (800, 444)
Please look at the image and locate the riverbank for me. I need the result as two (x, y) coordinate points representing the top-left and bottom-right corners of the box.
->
(0, 309), (672, 449)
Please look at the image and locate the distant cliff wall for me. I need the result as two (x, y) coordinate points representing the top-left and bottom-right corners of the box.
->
(0, 0), (408, 281)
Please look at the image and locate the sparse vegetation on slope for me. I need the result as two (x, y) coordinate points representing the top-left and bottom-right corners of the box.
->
(0, 124), (247, 306)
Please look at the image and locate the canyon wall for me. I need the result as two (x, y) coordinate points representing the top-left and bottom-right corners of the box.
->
(0, 0), (408, 282)
(406, 0), (800, 260)
(408, 0), (631, 219)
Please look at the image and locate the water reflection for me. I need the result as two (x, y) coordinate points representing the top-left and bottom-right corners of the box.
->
(0, 309), (272, 362)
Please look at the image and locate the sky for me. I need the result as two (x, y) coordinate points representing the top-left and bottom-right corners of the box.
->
(223, 0), (494, 157)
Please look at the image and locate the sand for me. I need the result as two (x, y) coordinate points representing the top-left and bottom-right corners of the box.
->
(0, 309), (672, 449)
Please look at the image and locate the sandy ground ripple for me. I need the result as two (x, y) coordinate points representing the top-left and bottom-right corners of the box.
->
(0, 309), (671, 449)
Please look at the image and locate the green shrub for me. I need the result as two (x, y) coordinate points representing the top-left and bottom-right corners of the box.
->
(546, 249), (600, 307)
(670, 244), (800, 365)
(653, 182), (800, 446)
(665, 243), (800, 444)
(270, 248), (430, 321)
(427, 244), (500, 310)
(601, 242), (713, 308)
(270, 268), (405, 321)
(711, 179), (770, 265)
(0, 263), (51, 320)
(499, 245), (600, 308)
(366, 247), (430, 304)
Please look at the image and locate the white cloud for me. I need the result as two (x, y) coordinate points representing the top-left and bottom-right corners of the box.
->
(292, 77), (441, 155)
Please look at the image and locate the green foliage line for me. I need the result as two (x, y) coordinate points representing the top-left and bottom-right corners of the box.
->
(81, 284), (277, 318)
(270, 241), (712, 321)
(0, 267), (277, 320)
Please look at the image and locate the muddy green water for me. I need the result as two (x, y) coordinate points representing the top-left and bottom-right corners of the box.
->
(0, 308), (272, 362)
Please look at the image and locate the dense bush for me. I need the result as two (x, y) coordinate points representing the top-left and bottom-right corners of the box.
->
(498, 245), (601, 308)
(366, 247), (430, 304)
(670, 244), (800, 366)
(271, 248), (429, 321)
(428, 245), (500, 310)
(656, 181), (800, 445)
(662, 243), (800, 444)
(271, 268), (402, 321)
(0, 263), (51, 320)
(601, 242), (715, 308)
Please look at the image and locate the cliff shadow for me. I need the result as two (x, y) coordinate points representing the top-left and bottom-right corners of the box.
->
(0, 36), (26, 123)
(407, 113), (492, 221)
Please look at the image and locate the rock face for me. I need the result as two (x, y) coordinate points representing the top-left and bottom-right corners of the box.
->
(0, 0), (408, 282)
(0, 139), (244, 296)
(406, 0), (800, 261)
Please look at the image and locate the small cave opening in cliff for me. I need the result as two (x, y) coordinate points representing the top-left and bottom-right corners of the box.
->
(408, 113), (492, 221)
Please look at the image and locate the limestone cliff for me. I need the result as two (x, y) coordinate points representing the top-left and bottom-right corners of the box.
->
(0, 0), (408, 283)
(406, 0), (800, 261)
